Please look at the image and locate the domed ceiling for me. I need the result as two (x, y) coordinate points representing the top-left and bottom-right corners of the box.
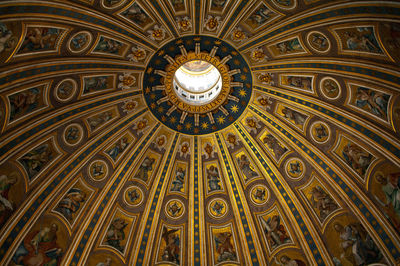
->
(1, 0), (400, 265)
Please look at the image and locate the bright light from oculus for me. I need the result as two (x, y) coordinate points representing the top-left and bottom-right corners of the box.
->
(173, 60), (222, 105)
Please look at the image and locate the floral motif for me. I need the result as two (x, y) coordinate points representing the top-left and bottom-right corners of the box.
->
(122, 99), (137, 113)
(127, 46), (146, 62)
(225, 132), (239, 149)
(256, 95), (273, 110)
(204, 15), (221, 32)
(257, 72), (274, 85)
(178, 141), (190, 158)
(154, 135), (167, 151)
(118, 73), (136, 90)
(250, 47), (268, 62)
(244, 116), (261, 134)
(203, 142), (217, 159)
(133, 118), (149, 135)
(148, 25), (166, 41)
(231, 27), (247, 42)
(176, 17), (192, 32)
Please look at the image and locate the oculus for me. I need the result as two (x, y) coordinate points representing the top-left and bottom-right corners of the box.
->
(143, 35), (252, 135)
(173, 60), (222, 105)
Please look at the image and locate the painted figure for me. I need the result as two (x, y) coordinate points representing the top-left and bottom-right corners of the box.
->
(354, 86), (389, 120)
(161, 228), (180, 264)
(260, 215), (291, 249)
(88, 111), (113, 130)
(274, 255), (306, 266)
(19, 143), (53, 180)
(0, 22), (16, 53)
(121, 2), (152, 27)
(276, 38), (303, 54)
(19, 27), (61, 53)
(214, 232), (237, 262)
(171, 167), (185, 192)
(94, 37), (123, 54)
(262, 134), (287, 161)
(9, 87), (41, 122)
(55, 188), (86, 222)
(107, 137), (129, 161)
(375, 172), (400, 229)
(281, 107), (307, 126)
(309, 185), (338, 220)
(134, 156), (155, 181)
(342, 143), (373, 176)
(12, 223), (62, 266)
(343, 27), (381, 53)
(0, 173), (17, 226)
(333, 222), (382, 265)
(84, 76), (108, 94)
(284, 76), (312, 91)
(96, 257), (112, 266)
(247, 5), (273, 28)
(237, 154), (258, 180)
(206, 165), (221, 192)
(105, 218), (127, 252)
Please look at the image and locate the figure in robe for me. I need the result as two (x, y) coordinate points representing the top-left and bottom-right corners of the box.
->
(237, 154), (258, 180)
(333, 222), (382, 265)
(105, 218), (127, 252)
(55, 188), (86, 222)
(206, 165), (221, 192)
(134, 156), (155, 181)
(171, 167), (185, 192)
(0, 173), (17, 226)
(12, 223), (62, 266)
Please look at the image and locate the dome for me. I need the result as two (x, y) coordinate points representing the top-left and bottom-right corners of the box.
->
(0, 0), (400, 265)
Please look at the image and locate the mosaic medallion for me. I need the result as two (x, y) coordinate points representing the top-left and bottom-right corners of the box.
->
(250, 184), (269, 205)
(319, 77), (341, 100)
(165, 199), (185, 219)
(63, 123), (84, 146)
(88, 160), (108, 181)
(285, 158), (305, 180)
(310, 121), (330, 144)
(143, 35), (252, 135)
(208, 198), (228, 219)
(54, 79), (77, 102)
(124, 186), (143, 207)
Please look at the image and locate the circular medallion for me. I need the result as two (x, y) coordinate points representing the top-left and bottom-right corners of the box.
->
(285, 158), (305, 180)
(319, 77), (341, 100)
(88, 160), (108, 181)
(207, 198), (228, 219)
(124, 186), (144, 207)
(143, 35), (252, 135)
(63, 123), (84, 146)
(165, 199), (185, 219)
(250, 184), (269, 206)
(310, 121), (330, 144)
(307, 31), (331, 53)
(54, 79), (77, 102)
(68, 31), (92, 53)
